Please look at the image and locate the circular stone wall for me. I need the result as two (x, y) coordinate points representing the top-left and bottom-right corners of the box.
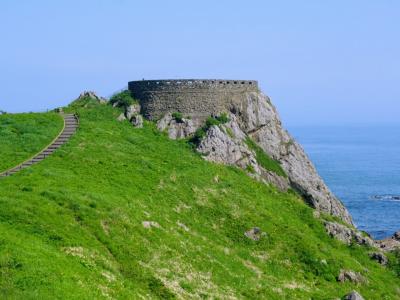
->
(128, 79), (258, 120)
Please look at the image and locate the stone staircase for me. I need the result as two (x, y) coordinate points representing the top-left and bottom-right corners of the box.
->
(0, 113), (79, 178)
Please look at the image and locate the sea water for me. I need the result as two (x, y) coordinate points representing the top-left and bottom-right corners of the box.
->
(289, 125), (400, 240)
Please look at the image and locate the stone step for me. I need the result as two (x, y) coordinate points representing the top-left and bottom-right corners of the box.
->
(0, 114), (79, 178)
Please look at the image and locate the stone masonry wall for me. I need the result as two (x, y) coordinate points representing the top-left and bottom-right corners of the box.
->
(128, 79), (258, 120)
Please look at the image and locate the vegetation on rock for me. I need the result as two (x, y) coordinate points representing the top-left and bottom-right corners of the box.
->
(189, 113), (230, 146)
(171, 112), (184, 123)
(109, 90), (136, 108)
(245, 137), (287, 178)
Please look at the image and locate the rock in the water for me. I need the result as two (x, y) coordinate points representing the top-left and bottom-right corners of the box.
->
(244, 227), (264, 241)
(337, 270), (365, 284)
(343, 291), (365, 300)
(393, 231), (400, 241)
(369, 252), (388, 265)
(324, 221), (375, 247)
(78, 91), (107, 103)
(157, 114), (197, 139)
(130, 114), (143, 128)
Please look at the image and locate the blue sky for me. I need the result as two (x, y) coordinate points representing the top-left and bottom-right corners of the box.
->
(0, 0), (399, 125)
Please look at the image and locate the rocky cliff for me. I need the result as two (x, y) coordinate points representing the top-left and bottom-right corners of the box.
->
(151, 89), (353, 225)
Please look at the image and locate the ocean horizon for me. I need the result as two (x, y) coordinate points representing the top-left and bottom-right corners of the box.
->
(289, 124), (400, 240)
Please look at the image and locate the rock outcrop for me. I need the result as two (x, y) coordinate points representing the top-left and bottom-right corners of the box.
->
(369, 252), (388, 265)
(155, 90), (352, 224)
(337, 270), (365, 284)
(343, 291), (365, 300)
(157, 114), (197, 139)
(227, 92), (353, 225)
(117, 103), (143, 128)
(244, 227), (265, 241)
(196, 115), (290, 191)
(78, 91), (107, 103)
(324, 221), (375, 247)
(377, 231), (400, 252)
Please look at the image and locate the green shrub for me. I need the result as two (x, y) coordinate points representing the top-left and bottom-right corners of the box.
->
(205, 117), (220, 127)
(172, 112), (184, 123)
(189, 127), (207, 146)
(109, 90), (136, 108)
(216, 112), (229, 123)
(245, 137), (287, 178)
(245, 164), (255, 173)
(205, 113), (230, 128)
(189, 113), (230, 146)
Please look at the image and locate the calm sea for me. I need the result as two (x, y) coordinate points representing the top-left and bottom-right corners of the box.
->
(289, 125), (400, 240)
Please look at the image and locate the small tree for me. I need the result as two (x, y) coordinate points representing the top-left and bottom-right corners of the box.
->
(109, 90), (136, 108)
(172, 112), (184, 123)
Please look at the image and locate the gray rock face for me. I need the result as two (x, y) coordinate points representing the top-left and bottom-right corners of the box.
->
(131, 114), (143, 128)
(337, 269), (365, 284)
(244, 227), (265, 241)
(324, 221), (353, 245)
(116, 103), (143, 128)
(377, 231), (400, 252)
(343, 291), (365, 300)
(149, 87), (352, 225)
(125, 104), (141, 120)
(157, 114), (197, 140)
(369, 252), (388, 265)
(198, 125), (252, 167)
(197, 117), (290, 191)
(324, 221), (375, 247)
(228, 92), (353, 225)
(78, 91), (107, 103)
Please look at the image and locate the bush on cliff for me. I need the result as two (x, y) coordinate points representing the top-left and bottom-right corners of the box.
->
(171, 112), (184, 123)
(245, 137), (287, 178)
(189, 113), (231, 146)
(109, 90), (136, 108)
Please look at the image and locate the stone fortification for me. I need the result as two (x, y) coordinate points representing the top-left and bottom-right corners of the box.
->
(128, 79), (258, 120)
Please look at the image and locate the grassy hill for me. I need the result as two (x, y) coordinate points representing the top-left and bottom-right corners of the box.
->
(0, 113), (63, 172)
(0, 100), (399, 299)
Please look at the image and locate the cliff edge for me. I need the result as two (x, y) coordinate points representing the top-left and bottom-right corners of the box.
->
(128, 80), (353, 225)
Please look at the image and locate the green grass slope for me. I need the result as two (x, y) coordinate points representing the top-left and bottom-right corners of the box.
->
(0, 102), (399, 299)
(0, 113), (64, 172)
